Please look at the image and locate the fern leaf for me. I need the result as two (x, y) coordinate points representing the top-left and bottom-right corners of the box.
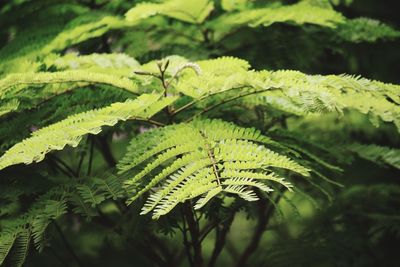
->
(121, 119), (309, 218)
(209, 2), (345, 41)
(42, 14), (126, 54)
(76, 185), (106, 208)
(125, 0), (214, 24)
(349, 143), (400, 170)
(338, 17), (400, 43)
(0, 94), (176, 170)
(8, 230), (31, 267)
(0, 70), (138, 100)
(0, 232), (18, 265)
(171, 57), (399, 132)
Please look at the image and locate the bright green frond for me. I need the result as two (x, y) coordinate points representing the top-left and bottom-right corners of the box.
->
(120, 119), (309, 218)
(125, 0), (214, 24)
(0, 94), (176, 170)
(209, 2), (345, 40)
(338, 17), (400, 43)
(349, 143), (400, 170)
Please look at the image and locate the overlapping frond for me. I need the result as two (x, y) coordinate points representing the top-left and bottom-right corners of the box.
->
(349, 143), (400, 170)
(165, 57), (400, 131)
(119, 119), (309, 218)
(0, 94), (176, 170)
(0, 70), (139, 117)
(0, 190), (67, 266)
(125, 0), (214, 24)
(0, 13), (128, 76)
(337, 17), (400, 43)
(46, 53), (140, 75)
(209, 1), (345, 41)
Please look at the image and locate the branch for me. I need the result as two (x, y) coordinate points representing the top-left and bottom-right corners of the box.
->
(95, 135), (116, 167)
(235, 193), (281, 267)
(171, 86), (249, 117)
(87, 136), (95, 175)
(53, 221), (84, 267)
(184, 202), (204, 267)
(187, 88), (280, 122)
(207, 214), (235, 267)
(134, 117), (166, 127)
(48, 155), (77, 178)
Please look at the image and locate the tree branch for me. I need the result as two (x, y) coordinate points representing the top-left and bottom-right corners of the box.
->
(235, 193), (280, 267)
(184, 202), (203, 267)
(53, 221), (84, 267)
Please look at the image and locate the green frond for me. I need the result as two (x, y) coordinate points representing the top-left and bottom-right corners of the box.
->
(41, 13), (126, 54)
(0, 231), (18, 265)
(95, 175), (125, 201)
(221, 0), (251, 11)
(0, 70), (138, 99)
(167, 57), (399, 131)
(0, 70), (141, 117)
(349, 143), (400, 170)
(224, 185), (259, 202)
(194, 186), (223, 210)
(270, 130), (343, 173)
(209, 1), (345, 41)
(222, 178), (274, 194)
(220, 170), (292, 191)
(125, 0), (214, 24)
(120, 119), (309, 218)
(173, 57), (253, 98)
(0, 13), (127, 72)
(69, 194), (97, 219)
(31, 199), (67, 251)
(248, 70), (400, 131)
(46, 53), (140, 75)
(7, 229), (31, 267)
(0, 94), (176, 170)
(76, 185), (106, 208)
(0, 86), (133, 154)
(0, 190), (67, 265)
(338, 17), (400, 43)
(0, 99), (19, 117)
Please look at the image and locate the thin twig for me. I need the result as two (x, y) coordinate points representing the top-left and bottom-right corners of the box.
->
(134, 117), (166, 127)
(181, 209), (194, 266)
(95, 135), (116, 167)
(186, 88), (280, 122)
(53, 221), (84, 267)
(47, 245), (69, 267)
(208, 205), (238, 267)
(51, 155), (78, 177)
(87, 136), (94, 175)
(76, 136), (89, 176)
(235, 192), (282, 267)
(184, 202), (203, 267)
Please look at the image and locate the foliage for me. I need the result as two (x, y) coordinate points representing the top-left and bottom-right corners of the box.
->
(0, 0), (399, 267)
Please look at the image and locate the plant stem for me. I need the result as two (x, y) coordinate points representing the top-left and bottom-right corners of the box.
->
(207, 218), (233, 267)
(47, 245), (69, 267)
(134, 117), (166, 127)
(87, 136), (95, 175)
(184, 202), (203, 267)
(186, 88), (280, 122)
(47, 155), (76, 178)
(181, 210), (195, 266)
(235, 193), (279, 267)
(95, 135), (116, 167)
(53, 221), (84, 267)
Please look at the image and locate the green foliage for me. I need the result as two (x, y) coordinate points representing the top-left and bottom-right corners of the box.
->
(125, 0), (214, 24)
(349, 143), (400, 170)
(0, 94), (175, 170)
(119, 119), (308, 218)
(0, 0), (399, 266)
